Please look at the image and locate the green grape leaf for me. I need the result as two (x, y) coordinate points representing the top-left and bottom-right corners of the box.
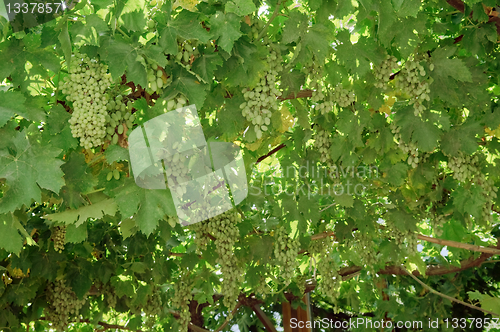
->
(282, 11), (308, 44)
(432, 47), (472, 83)
(44, 199), (118, 226)
(452, 185), (487, 222)
(225, 0), (257, 16)
(58, 22), (72, 69)
(191, 50), (223, 83)
(169, 11), (210, 42)
(0, 213), (23, 254)
(162, 64), (207, 109)
(210, 12), (243, 53)
(302, 23), (333, 60)
(0, 91), (46, 127)
(122, 10), (146, 32)
(46, 104), (71, 135)
(60, 152), (98, 209)
(377, 1), (397, 47)
(159, 26), (178, 54)
(105, 145), (130, 163)
(126, 56), (148, 88)
(392, 0), (422, 17)
(112, 178), (176, 236)
(65, 223), (88, 243)
(467, 291), (500, 315)
(0, 130), (64, 213)
(440, 121), (482, 157)
(101, 36), (135, 80)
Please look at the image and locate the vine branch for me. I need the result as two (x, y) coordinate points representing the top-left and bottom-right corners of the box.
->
(401, 266), (499, 316)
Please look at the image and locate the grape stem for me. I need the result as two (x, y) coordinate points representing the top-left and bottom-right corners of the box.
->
(257, 0), (282, 40)
(401, 265), (500, 316)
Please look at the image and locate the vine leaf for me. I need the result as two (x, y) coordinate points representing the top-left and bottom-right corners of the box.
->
(112, 178), (176, 236)
(0, 91), (45, 128)
(467, 291), (500, 315)
(210, 12), (243, 53)
(0, 130), (64, 214)
(44, 199), (118, 226)
(163, 64), (207, 109)
(432, 47), (472, 83)
(225, 0), (257, 16)
(0, 213), (23, 254)
(191, 50), (223, 83)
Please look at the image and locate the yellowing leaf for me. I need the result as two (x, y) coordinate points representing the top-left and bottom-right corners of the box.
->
(246, 139), (263, 151)
(173, 0), (200, 11)
(279, 105), (294, 133)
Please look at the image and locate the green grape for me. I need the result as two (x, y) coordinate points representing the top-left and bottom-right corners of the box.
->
(112, 133), (119, 145)
(52, 226), (66, 253)
(106, 171), (113, 181)
(117, 124), (124, 135)
(61, 52), (112, 149)
(44, 279), (88, 331)
(373, 55), (399, 89)
(172, 273), (193, 332)
(113, 169), (120, 180)
(273, 226), (300, 286)
(314, 128), (333, 167)
(394, 54), (431, 116)
(240, 48), (282, 139)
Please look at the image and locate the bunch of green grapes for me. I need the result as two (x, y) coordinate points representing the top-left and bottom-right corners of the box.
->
(390, 123), (429, 168)
(374, 55), (398, 89)
(394, 55), (431, 116)
(448, 153), (479, 182)
(102, 283), (117, 309)
(174, 39), (200, 70)
(386, 222), (418, 257)
(273, 226), (301, 286)
(104, 95), (136, 145)
(255, 275), (270, 298)
(240, 48), (283, 139)
(332, 84), (355, 108)
(308, 62), (334, 115)
(106, 169), (121, 181)
(155, 140), (190, 198)
(249, 18), (264, 40)
(144, 286), (163, 329)
(475, 173), (497, 224)
(430, 214), (446, 237)
(45, 279), (87, 331)
(294, 270), (308, 296)
(314, 128), (333, 165)
(61, 52), (112, 149)
(318, 258), (341, 303)
(52, 226), (66, 253)
(165, 94), (188, 112)
(353, 232), (377, 267)
(172, 273), (193, 332)
(146, 61), (167, 95)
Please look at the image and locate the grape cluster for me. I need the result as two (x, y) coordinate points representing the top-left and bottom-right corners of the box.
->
(104, 95), (136, 145)
(374, 55), (399, 89)
(476, 173), (497, 224)
(146, 61), (167, 95)
(255, 275), (270, 298)
(353, 232), (377, 267)
(155, 140), (190, 198)
(191, 210), (243, 312)
(332, 84), (355, 108)
(172, 273), (193, 332)
(102, 283), (117, 309)
(274, 226), (300, 285)
(390, 123), (429, 168)
(395, 55), (431, 116)
(174, 39), (199, 70)
(386, 222), (418, 257)
(294, 270), (308, 296)
(52, 226), (66, 253)
(164, 94), (188, 112)
(240, 49), (283, 139)
(61, 52), (112, 149)
(45, 279), (87, 331)
(144, 286), (163, 329)
(448, 153), (479, 182)
(308, 62), (334, 115)
(311, 237), (341, 303)
(249, 19), (264, 40)
(314, 128), (333, 165)
(430, 214), (446, 237)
